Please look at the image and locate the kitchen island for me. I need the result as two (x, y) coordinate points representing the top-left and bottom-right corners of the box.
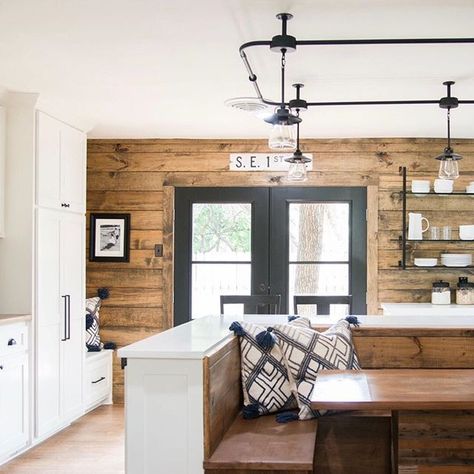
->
(118, 314), (474, 474)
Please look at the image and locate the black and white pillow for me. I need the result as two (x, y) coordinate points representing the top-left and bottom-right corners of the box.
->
(85, 296), (102, 351)
(229, 320), (297, 418)
(272, 319), (360, 420)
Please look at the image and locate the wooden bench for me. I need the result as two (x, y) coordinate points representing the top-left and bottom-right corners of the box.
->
(202, 337), (392, 474)
(204, 414), (318, 473)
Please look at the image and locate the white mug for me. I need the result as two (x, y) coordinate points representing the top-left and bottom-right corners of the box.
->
(408, 212), (430, 240)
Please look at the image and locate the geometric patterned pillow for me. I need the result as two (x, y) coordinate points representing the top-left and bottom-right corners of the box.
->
(85, 297), (103, 351)
(272, 319), (360, 420)
(229, 320), (298, 419)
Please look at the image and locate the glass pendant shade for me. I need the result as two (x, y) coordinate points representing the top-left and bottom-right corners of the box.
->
(287, 160), (308, 181)
(268, 123), (297, 149)
(438, 157), (460, 180)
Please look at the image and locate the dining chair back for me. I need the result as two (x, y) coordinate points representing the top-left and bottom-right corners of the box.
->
(293, 295), (352, 316)
(220, 294), (281, 315)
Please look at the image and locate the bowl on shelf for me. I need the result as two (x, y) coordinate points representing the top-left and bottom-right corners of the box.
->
(441, 253), (473, 267)
(459, 225), (474, 241)
(414, 258), (438, 267)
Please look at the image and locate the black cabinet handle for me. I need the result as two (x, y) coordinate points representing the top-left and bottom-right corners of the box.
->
(7, 339), (16, 346)
(61, 203), (71, 208)
(61, 295), (68, 341)
(67, 295), (71, 340)
(0, 365), (3, 370)
(91, 376), (106, 384)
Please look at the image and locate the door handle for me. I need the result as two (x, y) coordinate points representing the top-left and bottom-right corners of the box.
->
(258, 283), (268, 293)
(67, 295), (71, 340)
(61, 295), (68, 341)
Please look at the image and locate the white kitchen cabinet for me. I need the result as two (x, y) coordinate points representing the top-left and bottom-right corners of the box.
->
(36, 208), (85, 439)
(0, 106), (5, 238)
(84, 350), (113, 412)
(0, 321), (29, 463)
(36, 112), (85, 214)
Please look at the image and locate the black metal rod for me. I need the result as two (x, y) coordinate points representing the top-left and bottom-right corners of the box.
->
(402, 167), (407, 270)
(296, 38), (474, 46)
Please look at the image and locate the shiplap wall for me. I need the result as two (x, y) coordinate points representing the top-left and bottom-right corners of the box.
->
(86, 138), (474, 402)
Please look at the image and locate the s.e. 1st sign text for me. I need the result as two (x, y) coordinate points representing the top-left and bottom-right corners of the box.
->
(229, 153), (313, 171)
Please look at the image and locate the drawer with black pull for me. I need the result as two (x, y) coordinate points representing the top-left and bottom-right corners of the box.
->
(84, 350), (113, 410)
(0, 321), (28, 358)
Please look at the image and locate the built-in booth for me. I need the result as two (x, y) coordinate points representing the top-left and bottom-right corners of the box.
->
(119, 316), (474, 474)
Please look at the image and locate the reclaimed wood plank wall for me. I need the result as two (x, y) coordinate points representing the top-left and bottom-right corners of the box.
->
(86, 138), (474, 402)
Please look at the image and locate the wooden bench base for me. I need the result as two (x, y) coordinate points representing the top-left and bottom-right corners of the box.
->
(203, 414), (318, 473)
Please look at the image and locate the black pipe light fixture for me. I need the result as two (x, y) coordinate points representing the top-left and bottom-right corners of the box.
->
(231, 12), (474, 180)
(436, 81), (462, 180)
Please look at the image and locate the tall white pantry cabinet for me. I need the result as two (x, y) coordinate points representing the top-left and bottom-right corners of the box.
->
(0, 92), (86, 462)
(35, 112), (86, 439)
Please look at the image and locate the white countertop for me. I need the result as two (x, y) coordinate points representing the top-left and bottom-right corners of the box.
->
(117, 314), (474, 360)
(0, 314), (31, 325)
(382, 303), (474, 316)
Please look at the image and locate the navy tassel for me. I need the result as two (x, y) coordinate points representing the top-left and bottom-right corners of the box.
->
(85, 313), (94, 330)
(345, 316), (360, 327)
(98, 287), (110, 300)
(242, 403), (261, 419)
(229, 321), (246, 336)
(288, 315), (299, 322)
(276, 411), (299, 423)
(255, 327), (276, 350)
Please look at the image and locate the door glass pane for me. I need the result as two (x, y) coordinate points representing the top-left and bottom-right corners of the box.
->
(289, 203), (349, 261)
(192, 203), (251, 261)
(191, 263), (251, 318)
(289, 264), (349, 313)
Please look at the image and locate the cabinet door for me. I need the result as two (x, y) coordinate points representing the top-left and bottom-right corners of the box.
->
(60, 212), (85, 421)
(36, 112), (61, 209)
(0, 354), (28, 461)
(36, 209), (63, 438)
(60, 124), (85, 213)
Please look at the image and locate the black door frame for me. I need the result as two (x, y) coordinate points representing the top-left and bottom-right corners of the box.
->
(174, 187), (269, 326)
(269, 187), (367, 314)
(174, 186), (367, 325)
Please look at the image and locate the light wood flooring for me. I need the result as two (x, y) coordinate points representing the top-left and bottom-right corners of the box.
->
(0, 405), (124, 473)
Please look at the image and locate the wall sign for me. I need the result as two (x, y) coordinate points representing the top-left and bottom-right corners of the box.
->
(229, 153), (313, 171)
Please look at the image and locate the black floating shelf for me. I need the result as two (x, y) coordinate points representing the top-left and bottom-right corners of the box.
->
(392, 265), (474, 270)
(390, 239), (474, 242)
(405, 191), (474, 196)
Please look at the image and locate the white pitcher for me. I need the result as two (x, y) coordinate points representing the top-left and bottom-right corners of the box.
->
(408, 212), (430, 240)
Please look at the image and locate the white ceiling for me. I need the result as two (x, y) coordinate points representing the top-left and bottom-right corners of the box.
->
(0, 0), (474, 138)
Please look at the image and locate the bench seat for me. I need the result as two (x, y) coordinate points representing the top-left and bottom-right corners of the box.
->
(203, 413), (318, 473)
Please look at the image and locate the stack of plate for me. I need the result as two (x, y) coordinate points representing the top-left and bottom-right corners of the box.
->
(441, 253), (472, 267)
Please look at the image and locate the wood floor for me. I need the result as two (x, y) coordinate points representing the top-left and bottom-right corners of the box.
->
(0, 405), (124, 473)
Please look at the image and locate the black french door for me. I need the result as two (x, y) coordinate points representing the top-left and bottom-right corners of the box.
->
(174, 187), (366, 325)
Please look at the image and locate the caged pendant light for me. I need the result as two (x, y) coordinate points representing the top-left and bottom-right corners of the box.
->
(285, 84), (311, 181)
(435, 81), (462, 180)
(264, 14), (300, 150)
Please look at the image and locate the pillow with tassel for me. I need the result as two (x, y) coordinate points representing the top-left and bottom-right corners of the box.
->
(228, 316), (311, 419)
(271, 317), (361, 421)
(85, 287), (109, 352)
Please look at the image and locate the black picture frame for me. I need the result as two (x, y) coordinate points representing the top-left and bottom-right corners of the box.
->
(89, 213), (130, 262)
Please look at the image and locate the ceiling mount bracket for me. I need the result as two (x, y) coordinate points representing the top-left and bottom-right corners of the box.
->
(439, 80), (459, 109)
(270, 13), (297, 53)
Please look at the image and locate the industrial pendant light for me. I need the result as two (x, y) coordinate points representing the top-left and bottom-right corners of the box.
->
(285, 84), (311, 181)
(435, 81), (462, 180)
(264, 14), (300, 150)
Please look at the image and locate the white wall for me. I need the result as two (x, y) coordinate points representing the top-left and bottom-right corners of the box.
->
(0, 92), (38, 314)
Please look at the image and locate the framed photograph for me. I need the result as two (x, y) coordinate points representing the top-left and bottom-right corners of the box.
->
(89, 213), (130, 262)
